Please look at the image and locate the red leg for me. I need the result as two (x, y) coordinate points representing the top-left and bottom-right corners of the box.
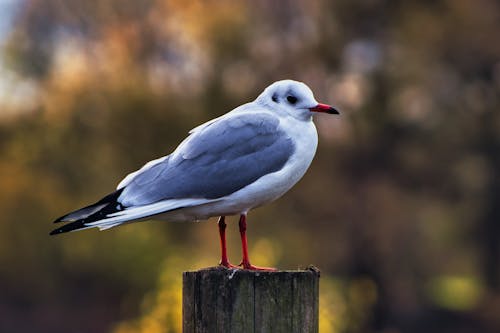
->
(238, 214), (277, 271)
(218, 216), (238, 268)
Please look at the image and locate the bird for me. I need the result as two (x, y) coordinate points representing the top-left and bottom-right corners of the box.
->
(51, 79), (339, 271)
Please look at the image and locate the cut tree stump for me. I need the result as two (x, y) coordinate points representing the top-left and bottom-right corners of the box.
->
(183, 266), (320, 333)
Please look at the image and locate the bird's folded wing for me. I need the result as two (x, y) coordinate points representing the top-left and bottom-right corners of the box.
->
(118, 112), (295, 207)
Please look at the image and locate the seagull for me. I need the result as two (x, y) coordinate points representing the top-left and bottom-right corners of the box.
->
(51, 79), (339, 270)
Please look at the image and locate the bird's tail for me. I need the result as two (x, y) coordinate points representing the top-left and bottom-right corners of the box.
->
(51, 192), (220, 235)
(50, 189), (125, 235)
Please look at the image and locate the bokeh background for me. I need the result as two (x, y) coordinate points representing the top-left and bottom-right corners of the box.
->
(1, 0), (499, 332)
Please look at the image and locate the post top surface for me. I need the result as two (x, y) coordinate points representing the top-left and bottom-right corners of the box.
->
(183, 265), (320, 277)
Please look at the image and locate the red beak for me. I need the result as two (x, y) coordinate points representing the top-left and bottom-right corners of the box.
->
(309, 103), (339, 114)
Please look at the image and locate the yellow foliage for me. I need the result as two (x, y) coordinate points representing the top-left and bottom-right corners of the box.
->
(319, 277), (348, 333)
(427, 275), (484, 311)
(113, 254), (215, 333)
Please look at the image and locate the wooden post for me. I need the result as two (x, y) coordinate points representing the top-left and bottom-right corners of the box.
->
(183, 266), (320, 333)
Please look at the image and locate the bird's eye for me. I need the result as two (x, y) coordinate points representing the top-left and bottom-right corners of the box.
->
(271, 94), (278, 103)
(286, 95), (298, 104)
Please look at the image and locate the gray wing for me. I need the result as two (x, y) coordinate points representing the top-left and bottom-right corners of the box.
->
(119, 112), (295, 206)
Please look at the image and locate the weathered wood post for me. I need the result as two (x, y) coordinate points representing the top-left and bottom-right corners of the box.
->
(183, 266), (320, 333)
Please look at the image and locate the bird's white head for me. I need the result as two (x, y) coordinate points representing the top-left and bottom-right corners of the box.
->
(256, 80), (339, 120)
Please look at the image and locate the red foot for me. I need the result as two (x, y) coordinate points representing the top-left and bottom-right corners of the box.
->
(237, 214), (278, 271)
(239, 260), (277, 271)
(219, 260), (240, 269)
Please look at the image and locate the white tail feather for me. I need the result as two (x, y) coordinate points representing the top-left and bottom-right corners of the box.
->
(86, 198), (219, 229)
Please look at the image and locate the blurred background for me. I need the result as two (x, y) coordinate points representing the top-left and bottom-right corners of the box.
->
(0, 0), (499, 332)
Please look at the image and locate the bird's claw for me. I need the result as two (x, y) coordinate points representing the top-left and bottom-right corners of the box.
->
(239, 260), (277, 271)
(219, 260), (240, 269)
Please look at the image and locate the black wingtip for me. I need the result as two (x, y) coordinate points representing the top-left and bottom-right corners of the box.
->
(49, 229), (62, 236)
(53, 215), (68, 224)
(50, 220), (88, 235)
(52, 188), (125, 225)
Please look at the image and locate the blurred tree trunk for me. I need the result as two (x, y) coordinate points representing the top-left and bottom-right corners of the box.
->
(479, 111), (500, 291)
